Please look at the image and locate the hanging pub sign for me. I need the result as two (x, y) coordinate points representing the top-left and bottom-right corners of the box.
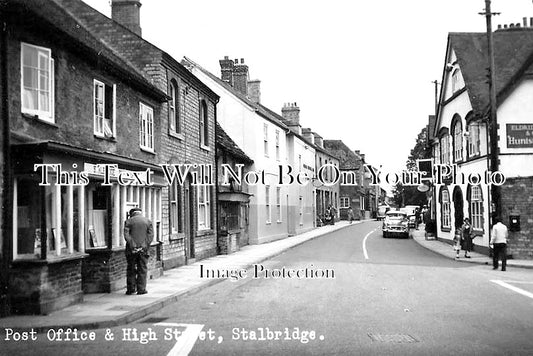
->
(506, 124), (533, 148)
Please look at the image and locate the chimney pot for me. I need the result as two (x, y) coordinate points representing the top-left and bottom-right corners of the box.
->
(497, 24), (502, 30)
(240, 58), (244, 64)
(224, 55), (229, 59)
(234, 59), (238, 64)
(523, 17), (528, 27)
(530, 17), (533, 27)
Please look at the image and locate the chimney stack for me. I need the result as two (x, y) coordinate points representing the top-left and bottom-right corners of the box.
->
(281, 102), (301, 134)
(232, 58), (249, 96)
(111, 0), (142, 36)
(247, 79), (261, 103)
(301, 128), (315, 144)
(219, 56), (235, 86)
(313, 132), (324, 148)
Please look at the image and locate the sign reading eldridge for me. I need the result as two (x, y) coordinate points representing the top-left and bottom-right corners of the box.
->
(507, 124), (533, 148)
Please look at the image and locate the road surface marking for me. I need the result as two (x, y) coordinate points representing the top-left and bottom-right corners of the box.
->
(491, 280), (533, 300)
(155, 322), (204, 356)
(363, 228), (377, 260)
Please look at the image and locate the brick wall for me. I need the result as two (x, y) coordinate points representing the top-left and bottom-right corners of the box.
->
(9, 258), (83, 315)
(83, 247), (162, 293)
(158, 68), (218, 266)
(8, 26), (162, 162)
(501, 177), (533, 259)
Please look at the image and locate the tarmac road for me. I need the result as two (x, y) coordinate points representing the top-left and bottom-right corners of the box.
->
(3, 221), (533, 355)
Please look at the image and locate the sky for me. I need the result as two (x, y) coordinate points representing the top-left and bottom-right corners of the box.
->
(83, 0), (533, 177)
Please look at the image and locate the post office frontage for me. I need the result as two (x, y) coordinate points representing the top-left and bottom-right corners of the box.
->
(9, 142), (165, 314)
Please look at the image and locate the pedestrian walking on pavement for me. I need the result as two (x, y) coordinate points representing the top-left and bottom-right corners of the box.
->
(490, 217), (508, 271)
(461, 218), (473, 258)
(347, 207), (354, 224)
(453, 227), (462, 259)
(124, 207), (154, 295)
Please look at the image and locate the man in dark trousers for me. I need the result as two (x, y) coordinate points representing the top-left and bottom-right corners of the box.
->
(490, 217), (508, 271)
(124, 208), (153, 295)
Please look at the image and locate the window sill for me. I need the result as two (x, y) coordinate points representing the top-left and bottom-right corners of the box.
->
(12, 252), (88, 265)
(169, 131), (185, 140)
(266, 221), (272, 225)
(200, 145), (211, 152)
(94, 134), (117, 142)
(22, 112), (57, 127)
(277, 220), (283, 224)
(169, 232), (185, 242)
(196, 229), (214, 237)
(140, 146), (156, 154)
(441, 227), (451, 233)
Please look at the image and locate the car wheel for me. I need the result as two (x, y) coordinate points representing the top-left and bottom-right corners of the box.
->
(383, 232), (387, 238)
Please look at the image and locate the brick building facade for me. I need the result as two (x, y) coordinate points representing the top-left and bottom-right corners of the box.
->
(1, 0), (169, 314)
(60, 0), (220, 269)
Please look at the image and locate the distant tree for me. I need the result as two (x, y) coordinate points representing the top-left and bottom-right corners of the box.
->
(406, 126), (431, 170)
(392, 126), (431, 207)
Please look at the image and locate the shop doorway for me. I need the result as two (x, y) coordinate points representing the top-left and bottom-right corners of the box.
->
(184, 178), (195, 261)
(453, 186), (464, 229)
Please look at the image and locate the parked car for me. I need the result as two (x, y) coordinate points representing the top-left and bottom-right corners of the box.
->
(401, 205), (419, 228)
(382, 210), (410, 238)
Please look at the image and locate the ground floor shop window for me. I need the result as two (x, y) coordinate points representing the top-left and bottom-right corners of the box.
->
(440, 187), (451, 230)
(340, 196), (350, 209)
(469, 185), (484, 231)
(13, 177), (84, 259)
(198, 185), (211, 230)
(219, 202), (239, 231)
(12, 177), (162, 259)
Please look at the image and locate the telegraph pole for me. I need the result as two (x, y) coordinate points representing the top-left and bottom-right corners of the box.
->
(432, 80), (439, 116)
(480, 0), (501, 222)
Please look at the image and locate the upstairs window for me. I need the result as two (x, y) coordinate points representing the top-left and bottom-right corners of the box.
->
(468, 122), (481, 158)
(169, 80), (181, 134)
(275, 130), (280, 161)
(93, 80), (115, 138)
(199, 99), (209, 147)
(453, 119), (463, 162)
(21, 42), (54, 122)
(263, 123), (269, 156)
(451, 68), (464, 93)
(440, 135), (450, 165)
(139, 102), (154, 152)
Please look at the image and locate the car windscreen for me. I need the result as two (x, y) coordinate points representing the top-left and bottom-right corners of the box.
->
(386, 213), (406, 219)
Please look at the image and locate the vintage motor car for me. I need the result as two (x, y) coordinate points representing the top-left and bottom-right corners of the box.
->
(382, 210), (410, 238)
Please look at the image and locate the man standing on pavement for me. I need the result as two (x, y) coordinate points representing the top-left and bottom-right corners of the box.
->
(490, 217), (508, 271)
(124, 208), (154, 294)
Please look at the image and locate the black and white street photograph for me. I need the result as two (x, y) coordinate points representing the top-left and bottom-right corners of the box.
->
(1, 0), (533, 355)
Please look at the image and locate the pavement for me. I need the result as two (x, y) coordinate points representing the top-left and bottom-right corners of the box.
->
(411, 224), (533, 269)
(0, 220), (362, 332)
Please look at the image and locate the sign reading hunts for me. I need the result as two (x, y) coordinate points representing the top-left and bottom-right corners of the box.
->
(507, 124), (533, 148)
